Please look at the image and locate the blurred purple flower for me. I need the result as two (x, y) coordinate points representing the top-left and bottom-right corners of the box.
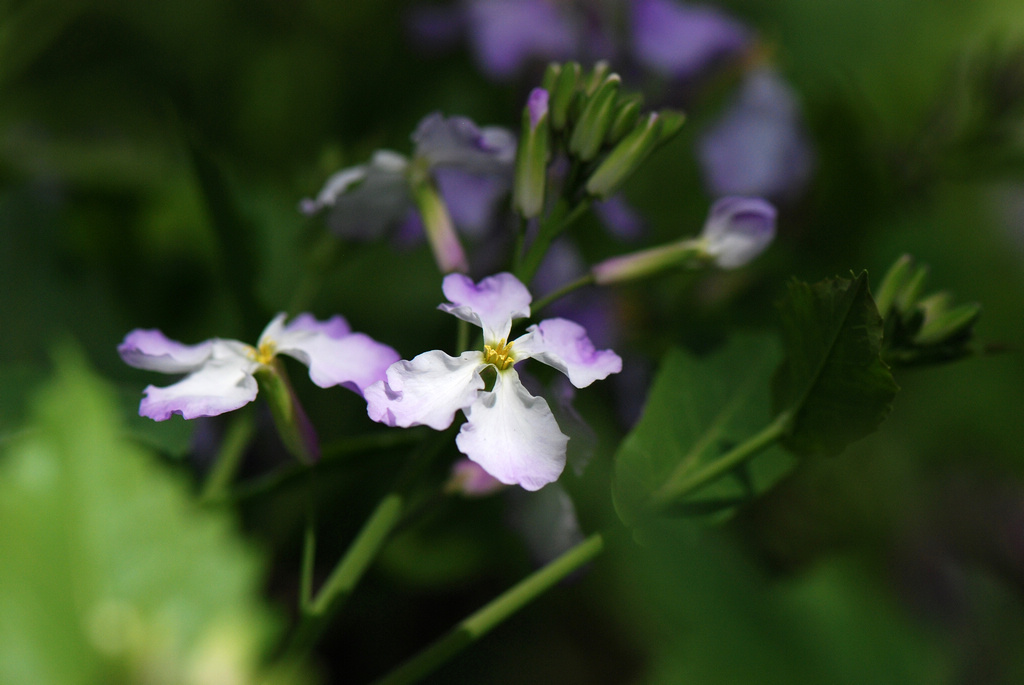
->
(302, 112), (515, 241)
(630, 0), (751, 80)
(698, 68), (814, 199)
(466, 0), (579, 79)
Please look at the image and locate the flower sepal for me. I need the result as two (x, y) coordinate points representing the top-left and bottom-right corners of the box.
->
(253, 361), (321, 464)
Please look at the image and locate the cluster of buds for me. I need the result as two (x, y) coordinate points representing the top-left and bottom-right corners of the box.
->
(874, 255), (981, 366)
(513, 61), (686, 218)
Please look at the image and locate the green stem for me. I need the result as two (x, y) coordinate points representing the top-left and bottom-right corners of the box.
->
(283, 428), (456, 657)
(532, 274), (596, 313)
(650, 411), (792, 511)
(371, 532), (605, 685)
(515, 198), (592, 285)
(199, 411), (255, 503)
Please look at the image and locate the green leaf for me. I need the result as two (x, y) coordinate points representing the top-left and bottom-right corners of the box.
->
(0, 348), (306, 684)
(613, 333), (791, 528)
(772, 272), (899, 457)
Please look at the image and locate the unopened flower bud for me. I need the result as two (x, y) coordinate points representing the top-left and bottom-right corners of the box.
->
(514, 88), (551, 219)
(585, 112), (662, 199)
(607, 96), (643, 145)
(550, 61), (582, 130)
(591, 240), (704, 285)
(568, 74), (621, 161)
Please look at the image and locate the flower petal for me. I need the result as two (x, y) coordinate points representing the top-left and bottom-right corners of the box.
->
(631, 0), (750, 79)
(138, 346), (258, 420)
(302, 150), (413, 240)
(411, 112), (516, 176)
(118, 329), (215, 373)
(700, 196), (777, 268)
(465, 0), (578, 79)
(514, 318), (622, 388)
(438, 272), (531, 342)
(456, 370), (568, 491)
(274, 313), (401, 394)
(365, 350), (484, 430)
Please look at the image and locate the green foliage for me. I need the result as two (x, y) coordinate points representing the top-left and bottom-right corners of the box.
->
(0, 348), (303, 684)
(613, 334), (793, 527)
(875, 254), (981, 366)
(772, 272), (899, 457)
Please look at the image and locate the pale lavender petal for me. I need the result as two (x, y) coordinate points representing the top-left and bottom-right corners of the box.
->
(139, 351), (258, 421)
(465, 0), (578, 79)
(438, 272), (532, 342)
(527, 88), (549, 129)
(456, 370), (568, 491)
(701, 196), (776, 268)
(118, 329), (214, 373)
(631, 0), (750, 79)
(365, 350), (484, 430)
(412, 112), (516, 177)
(275, 316), (401, 394)
(698, 68), (814, 199)
(514, 318), (622, 388)
(307, 151), (413, 240)
(434, 168), (509, 237)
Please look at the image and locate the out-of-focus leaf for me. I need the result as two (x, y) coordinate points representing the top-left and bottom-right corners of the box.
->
(613, 333), (791, 528)
(772, 272), (899, 457)
(0, 347), (307, 684)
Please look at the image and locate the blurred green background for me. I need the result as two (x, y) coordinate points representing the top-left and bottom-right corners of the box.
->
(4, 1), (1024, 683)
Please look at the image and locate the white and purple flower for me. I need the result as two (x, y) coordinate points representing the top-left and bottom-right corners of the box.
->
(119, 313), (400, 421)
(301, 113), (516, 242)
(365, 272), (621, 491)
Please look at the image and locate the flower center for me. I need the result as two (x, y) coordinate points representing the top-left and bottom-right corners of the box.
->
(252, 340), (277, 365)
(483, 339), (515, 371)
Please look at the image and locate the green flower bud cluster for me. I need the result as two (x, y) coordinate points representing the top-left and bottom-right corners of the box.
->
(519, 61), (685, 206)
(874, 254), (981, 366)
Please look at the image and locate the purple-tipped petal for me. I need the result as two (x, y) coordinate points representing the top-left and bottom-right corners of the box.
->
(118, 329), (215, 373)
(439, 272), (532, 342)
(139, 350), (258, 421)
(698, 68), (814, 199)
(412, 112), (516, 177)
(465, 0), (578, 79)
(270, 313), (399, 394)
(365, 350), (484, 430)
(631, 0), (750, 79)
(456, 370), (568, 491)
(527, 88), (549, 129)
(701, 196), (776, 268)
(514, 317), (622, 388)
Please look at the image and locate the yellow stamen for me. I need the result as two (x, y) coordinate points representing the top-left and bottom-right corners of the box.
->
(483, 339), (516, 371)
(251, 340), (277, 365)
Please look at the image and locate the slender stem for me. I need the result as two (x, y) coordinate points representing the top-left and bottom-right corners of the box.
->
(649, 411), (792, 511)
(371, 532), (605, 685)
(456, 319), (471, 355)
(300, 498), (317, 611)
(283, 428), (456, 657)
(199, 411), (255, 503)
(532, 274), (596, 312)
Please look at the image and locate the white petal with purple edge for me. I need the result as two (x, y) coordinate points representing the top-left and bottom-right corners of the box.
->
(514, 318), (622, 388)
(438, 272), (531, 342)
(139, 353), (258, 420)
(281, 332), (401, 394)
(365, 350), (484, 430)
(118, 329), (214, 373)
(456, 370), (568, 491)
